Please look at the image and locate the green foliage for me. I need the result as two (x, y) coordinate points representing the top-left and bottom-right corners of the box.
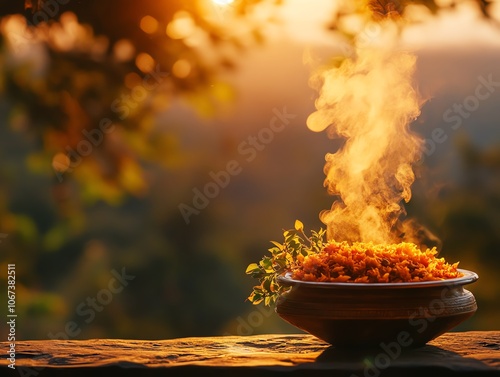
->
(245, 220), (326, 306)
(0, 0), (281, 205)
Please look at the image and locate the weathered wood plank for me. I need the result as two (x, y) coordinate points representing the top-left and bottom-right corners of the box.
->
(1, 331), (499, 376)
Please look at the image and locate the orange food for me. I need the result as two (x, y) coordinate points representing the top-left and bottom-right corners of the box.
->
(290, 241), (463, 283)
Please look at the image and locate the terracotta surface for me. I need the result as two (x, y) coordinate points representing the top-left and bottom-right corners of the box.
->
(1, 331), (499, 376)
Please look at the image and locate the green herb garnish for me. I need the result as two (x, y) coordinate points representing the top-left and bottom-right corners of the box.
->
(245, 220), (326, 306)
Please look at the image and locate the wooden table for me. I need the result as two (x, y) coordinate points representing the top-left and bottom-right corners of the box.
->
(2, 331), (499, 376)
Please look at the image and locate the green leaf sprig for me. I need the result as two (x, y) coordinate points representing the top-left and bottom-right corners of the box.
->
(245, 220), (327, 306)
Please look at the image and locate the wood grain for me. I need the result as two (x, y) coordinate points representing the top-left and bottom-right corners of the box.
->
(1, 331), (499, 376)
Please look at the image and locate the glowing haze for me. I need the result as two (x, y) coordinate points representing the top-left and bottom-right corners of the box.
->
(307, 20), (425, 245)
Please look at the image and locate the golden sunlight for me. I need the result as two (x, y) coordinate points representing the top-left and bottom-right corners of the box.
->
(211, 0), (235, 6)
(166, 11), (195, 40)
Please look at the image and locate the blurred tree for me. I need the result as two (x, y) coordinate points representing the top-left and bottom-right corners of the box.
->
(0, 0), (285, 339)
(327, 0), (498, 54)
(0, 0), (283, 276)
(0, 0), (284, 205)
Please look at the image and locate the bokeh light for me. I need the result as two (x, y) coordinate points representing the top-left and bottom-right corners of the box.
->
(166, 11), (195, 40)
(172, 59), (192, 78)
(113, 39), (135, 62)
(52, 153), (71, 173)
(135, 52), (155, 72)
(140, 15), (160, 34)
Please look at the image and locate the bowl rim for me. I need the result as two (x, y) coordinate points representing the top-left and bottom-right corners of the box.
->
(277, 268), (478, 289)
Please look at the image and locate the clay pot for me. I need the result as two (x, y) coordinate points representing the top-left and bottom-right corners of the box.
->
(275, 269), (478, 347)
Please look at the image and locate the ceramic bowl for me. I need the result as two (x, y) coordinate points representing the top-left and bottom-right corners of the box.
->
(275, 269), (478, 347)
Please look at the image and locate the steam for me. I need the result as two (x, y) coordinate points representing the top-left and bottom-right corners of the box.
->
(307, 36), (426, 244)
